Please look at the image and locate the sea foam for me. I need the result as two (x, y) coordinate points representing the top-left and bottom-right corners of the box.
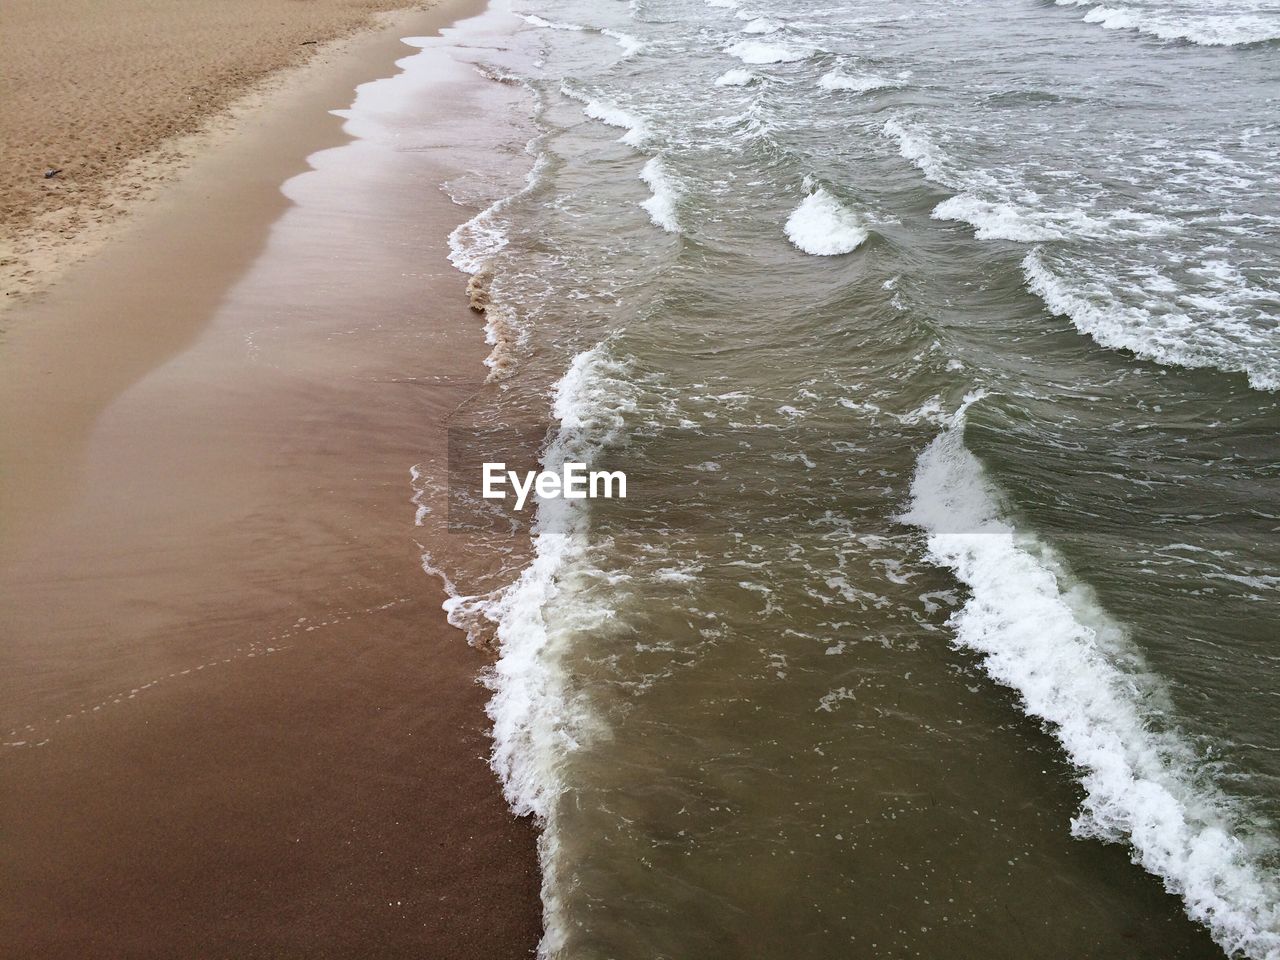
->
(581, 99), (649, 147)
(1023, 251), (1280, 392)
(785, 187), (868, 255)
(441, 343), (636, 956)
(1056, 0), (1280, 46)
(715, 68), (758, 86)
(640, 156), (682, 233)
(905, 396), (1280, 960)
(818, 70), (896, 93)
(520, 13), (585, 31)
(727, 40), (808, 63)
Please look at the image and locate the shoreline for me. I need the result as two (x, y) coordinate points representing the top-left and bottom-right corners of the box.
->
(0, 1), (544, 956)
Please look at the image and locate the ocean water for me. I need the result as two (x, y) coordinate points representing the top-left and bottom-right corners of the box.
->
(421, 1), (1280, 956)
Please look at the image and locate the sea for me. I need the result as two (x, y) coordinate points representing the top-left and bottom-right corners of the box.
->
(413, 0), (1280, 956)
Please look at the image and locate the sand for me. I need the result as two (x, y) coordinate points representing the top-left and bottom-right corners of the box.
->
(0, 0), (438, 307)
(0, 1), (543, 956)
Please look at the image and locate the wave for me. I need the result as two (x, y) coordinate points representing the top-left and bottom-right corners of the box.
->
(601, 28), (645, 57)
(436, 343), (636, 957)
(727, 40), (809, 63)
(785, 186), (868, 255)
(818, 69), (897, 93)
(742, 17), (783, 34)
(521, 14), (644, 57)
(520, 13), (586, 31)
(639, 155), (682, 233)
(882, 115), (957, 187)
(905, 395), (1280, 960)
(933, 194), (1177, 242)
(447, 146), (549, 380)
(715, 68), (759, 86)
(883, 113), (1277, 391)
(1023, 251), (1280, 392)
(578, 97), (650, 147)
(1055, 0), (1280, 46)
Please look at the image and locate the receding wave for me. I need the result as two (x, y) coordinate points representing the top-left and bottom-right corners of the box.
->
(905, 395), (1280, 960)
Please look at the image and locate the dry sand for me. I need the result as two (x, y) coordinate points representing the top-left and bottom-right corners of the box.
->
(0, 0), (435, 306)
(0, 1), (543, 956)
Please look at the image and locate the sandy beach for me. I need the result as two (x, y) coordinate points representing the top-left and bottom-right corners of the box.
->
(0, 1), (542, 956)
(0, 0), (441, 306)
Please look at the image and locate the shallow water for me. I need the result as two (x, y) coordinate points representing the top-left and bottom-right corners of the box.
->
(424, 1), (1280, 956)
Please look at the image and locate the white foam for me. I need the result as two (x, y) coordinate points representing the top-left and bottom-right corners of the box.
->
(715, 68), (758, 86)
(437, 343), (635, 956)
(882, 115), (956, 186)
(581, 99), (650, 147)
(727, 40), (808, 63)
(905, 397), (1280, 959)
(639, 156), (682, 233)
(706, 0), (740, 7)
(1023, 250), (1280, 392)
(742, 17), (783, 33)
(785, 187), (868, 256)
(520, 13), (585, 31)
(601, 28), (644, 57)
(934, 191), (1178, 243)
(818, 70), (896, 93)
(1057, 0), (1280, 46)
(447, 153), (547, 274)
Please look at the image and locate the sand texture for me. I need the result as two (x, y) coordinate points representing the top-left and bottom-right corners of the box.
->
(0, 0), (429, 306)
(0, 3), (544, 955)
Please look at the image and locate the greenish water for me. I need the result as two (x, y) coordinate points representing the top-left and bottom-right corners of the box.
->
(421, 1), (1280, 955)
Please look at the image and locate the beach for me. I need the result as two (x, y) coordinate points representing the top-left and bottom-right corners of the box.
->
(5, 0), (1280, 956)
(0, 1), (542, 956)
(0, 0), (448, 304)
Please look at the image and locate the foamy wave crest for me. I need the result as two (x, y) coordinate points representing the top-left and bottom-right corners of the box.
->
(882, 115), (957, 187)
(571, 90), (650, 147)
(706, 0), (740, 8)
(1023, 250), (1280, 392)
(1056, 0), (1280, 46)
(601, 28), (644, 57)
(727, 40), (808, 63)
(715, 68), (758, 86)
(818, 69), (896, 93)
(933, 194), (1177, 243)
(446, 343), (634, 955)
(905, 396), (1280, 959)
(640, 156), (682, 233)
(520, 14), (584, 31)
(448, 154), (540, 274)
(785, 186), (868, 255)
(742, 17), (783, 33)
(447, 150), (549, 379)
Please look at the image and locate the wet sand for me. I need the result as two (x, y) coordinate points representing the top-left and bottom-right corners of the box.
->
(0, 2), (543, 956)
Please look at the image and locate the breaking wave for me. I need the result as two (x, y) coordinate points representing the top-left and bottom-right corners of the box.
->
(905, 395), (1280, 960)
(785, 186), (868, 255)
